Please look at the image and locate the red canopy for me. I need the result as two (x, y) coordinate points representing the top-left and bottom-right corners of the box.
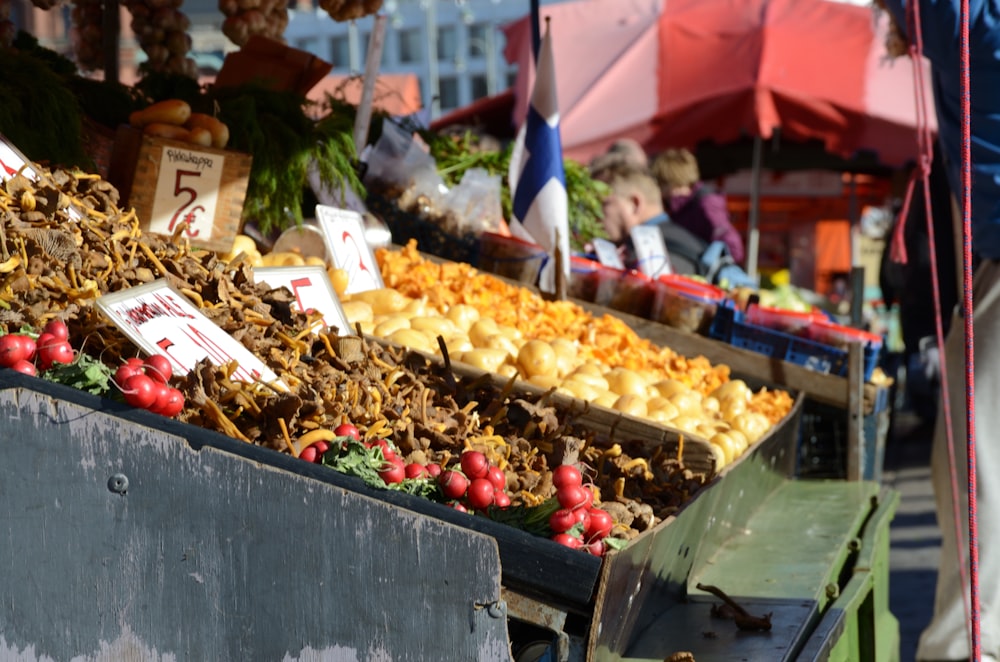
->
(502, 0), (934, 167)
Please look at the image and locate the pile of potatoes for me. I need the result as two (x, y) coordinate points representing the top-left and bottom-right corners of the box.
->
(340, 286), (772, 470)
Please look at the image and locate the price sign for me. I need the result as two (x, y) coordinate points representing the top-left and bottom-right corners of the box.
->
(630, 225), (672, 278)
(592, 238), (625, 270)
(315, 204), (384, 294)
(252, 266), (351, 336)
(150, 146), (224, 240)
(97, 280), (286, 390)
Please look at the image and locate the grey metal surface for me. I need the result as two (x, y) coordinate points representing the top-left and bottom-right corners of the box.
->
(0, 385), (512, 661)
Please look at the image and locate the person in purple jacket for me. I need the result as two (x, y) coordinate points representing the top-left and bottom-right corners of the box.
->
(650, 148), (746, 263)
(878, 0), (1000, 660)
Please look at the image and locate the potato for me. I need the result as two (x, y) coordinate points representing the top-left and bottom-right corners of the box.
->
(648, 399), (679, 421)
(372, 315), (411, 338)
(130, 99), (192, 127)
(341, 300), (373, 324)
(409, 315), (459, 338)
(605, 368), (648, 397)
(558, 379), (601, 401)
(497, 323), (523, 342)
(442, 334), (473, 355)
(387, 328), (435, 354)
(481, 333), (519, 359)
(528, 374), (562, 390)
(731, 412), (770, 444)
(469, 319), (501, 347)
(460, 348), (510, 373)
(709, 433), (738, 465)
(593, 391), (619, 408)
(497, 364), (520, 379)
(573, 362), (605, 378)
(568, 370), (610, 392)
(446, 304), (480, 331)
(727, 429), (750, 454)
(719, 395), (748, 421)
(328, 268), (349, 297)
(403, 298), (432, 317)
(613, 394), (648, 417)
(669, 390), (703, 415)
(711, 379), (752, 404)
(670, 415), (704, 435)
(517, 339), (557, 378)
(351, 288), (411, 316)
(707, 443), (728, 471)
(652, 378), (688, 399)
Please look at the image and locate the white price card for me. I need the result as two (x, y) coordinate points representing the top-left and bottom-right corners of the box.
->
(150, 146), (224, 240)
(315, 204), (384, 294)
(630, 225), (672, 278)
(252, 265), (351, 336)
(97, 279), (286, 390)
(592, 238), (625, 270)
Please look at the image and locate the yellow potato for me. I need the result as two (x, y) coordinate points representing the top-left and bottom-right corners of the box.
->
(497, 364), (520, 379)
(606, 368), (648, 397)
(528, 374), (562, 390)
(647, 408), (677, 425)
(403, 298), (432, 317)
(568, 371), (610, 392)
(481, 333), (519, 359)
(709, 433), (738, 465)
(442, 334), (473, 355)
(669, 390), (703, 415)
(352, 288), (411, 316)
(460, 348), (510, 373)
(328, 268), (349, 297)
(387, 327), (435, 354)
(276, 252), (306, 267)
(409, 316), (460, 338)
(558, 379), (601, 401)
(707, 443), (727, 471)
(517, 339), (557, 378)
(613, 394), (648, 418)
(550, 337), (578, 362)
(652, 379), (688, 399)
(497, 324), (523, 342)
(593, 391), (619, 408)
(711, 379), (752, 404)
(727, 429), (750, 454)
(446, 304), (481, 331)
(702, 396), (721, 415)
(719, 395), (748, 421)
(341, 300), (374, 324)
(372, 315), (411, 338)
(230, 234), (257, 255)
(304, 256), (327, 267)
(469, 319), (501, 347)
(670, 415), (703, 435)
(573, 362), (605, 378)
(731, 412), (770, 444)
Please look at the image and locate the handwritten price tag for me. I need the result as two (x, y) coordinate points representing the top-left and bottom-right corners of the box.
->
(630, 225), (672, 278)
(150, 146), (224, 240)
(315, 204), (384, 294)
(592, 238), (625, 270)
(97, 280), (286, 390)
(252, 266), (351, 336)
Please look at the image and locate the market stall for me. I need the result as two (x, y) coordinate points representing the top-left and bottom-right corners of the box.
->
(0, 5), (898, 660)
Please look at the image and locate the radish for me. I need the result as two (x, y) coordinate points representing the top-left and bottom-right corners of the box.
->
(493, 490), (511, 508)
(552, 464), (583, 489)
(460, 450), (490, 480)
(557, 484), (591, 510)
(334, 423), (361, 440)
(114, 361), (145, 386)
(486, 465), (506, 490)
(439, 470), (469, 500)
(42, 319), (69, 341)
(0, 335), (29, 367)
(586, 540), (606, 557)
(122, 374), (158, 409)
(586, 508), (614, 541)
(465, 478), (495, 511)
(155, 388), (186, 417)
(549, 508), (577, 534)
(299, 445), (319, 463)
(379, 459), (405, 484)
(404, 463), (430, 479)
(10, 359), (36, 376)
(38, 341), (74, 369)
(143, 354), (173, 383)
(551, 533), (582, 550)
(426, 463), (442, 478)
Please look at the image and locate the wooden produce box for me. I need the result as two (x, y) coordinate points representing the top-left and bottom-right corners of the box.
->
(107, 125), (253, 253)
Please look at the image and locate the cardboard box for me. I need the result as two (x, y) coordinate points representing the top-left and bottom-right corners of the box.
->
(107, 125), (253, 254)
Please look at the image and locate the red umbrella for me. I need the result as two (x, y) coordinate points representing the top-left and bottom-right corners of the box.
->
(503, 0), (934, 168)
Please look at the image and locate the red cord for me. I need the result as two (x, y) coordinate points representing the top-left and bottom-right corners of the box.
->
(957, 0), (981, 657)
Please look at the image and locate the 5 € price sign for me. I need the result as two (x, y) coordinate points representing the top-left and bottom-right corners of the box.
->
(252, 266), (352, 336)
(97, 280), (286, 390)
(315, 204), (384, 295)
(150, 146), (224, 239)
(630, 225), (672, 278)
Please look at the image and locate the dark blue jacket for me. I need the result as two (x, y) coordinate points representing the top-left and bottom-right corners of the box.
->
(882, 0), (1000, 260)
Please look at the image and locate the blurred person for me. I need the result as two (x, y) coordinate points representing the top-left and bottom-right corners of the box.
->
(588, 138), (649, 175)
(592, 164), (706, 275)
(651, 148), (746, 263)
(878, 0), (1000, 660)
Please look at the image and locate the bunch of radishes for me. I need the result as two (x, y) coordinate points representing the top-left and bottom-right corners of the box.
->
(0, 319), (76, 376)
(431, 450), (511, 513)
(113, 354), (185, 417)
(547, 464), (615, 556)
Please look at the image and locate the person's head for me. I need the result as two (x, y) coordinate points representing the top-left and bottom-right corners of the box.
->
(589, 138), (649, 174)
(592, 164), (665, 243)
(651, 148), (701, 196)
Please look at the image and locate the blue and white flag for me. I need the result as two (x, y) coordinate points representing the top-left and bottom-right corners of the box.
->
(507, 20), (570, 295)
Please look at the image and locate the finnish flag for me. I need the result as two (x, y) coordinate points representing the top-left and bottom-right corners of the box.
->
(508, 19), (570, 295)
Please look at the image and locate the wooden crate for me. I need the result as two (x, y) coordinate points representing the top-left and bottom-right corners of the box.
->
(107, 125), (253, 253)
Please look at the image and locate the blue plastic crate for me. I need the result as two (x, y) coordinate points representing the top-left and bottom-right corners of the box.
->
(709, 302), (881, 381)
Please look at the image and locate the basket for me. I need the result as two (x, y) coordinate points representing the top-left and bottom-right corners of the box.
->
(709, 302), (881, 381)
(366, 193), (480, 266)
(650, 275), (725, 334)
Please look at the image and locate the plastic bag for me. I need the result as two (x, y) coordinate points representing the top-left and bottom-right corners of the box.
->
(363, 118), (446, 210)
(442, 168), (503, 235)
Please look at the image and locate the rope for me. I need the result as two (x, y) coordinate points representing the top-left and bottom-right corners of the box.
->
(957, 0), (982, 656)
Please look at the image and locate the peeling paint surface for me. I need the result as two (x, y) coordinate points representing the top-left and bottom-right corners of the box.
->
(0, 387), (512, 661)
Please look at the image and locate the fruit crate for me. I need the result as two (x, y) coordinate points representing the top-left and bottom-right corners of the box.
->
(798, 387), (892, 482)
(366, 192), (480, 266)
(708, 301), (881, 382)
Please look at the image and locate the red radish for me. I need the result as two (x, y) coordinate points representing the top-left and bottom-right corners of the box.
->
(460, 450), (490, 480)
(35, 332), (58, 351)
(439, 470), (469, 500)
(486, 465), (506, 490)
(368, 439), (396, 462)
(587, 540), (606, 557)
(334, 423), (361, 440)
(156, 388), (186, 417)
(379, 460), (405, 484)
(310, 440), (330, 456)
(465, 478), (495, 511)
(586, 508), (614, 541)
(38, 341), (74, 369)
(126, 357), (145, 368)
(404, 463), (430, 479)
(20, 336), (36, 361)
(10, 359), (36, 376)
(425, 463), (442, 478)
(114, 361), (145, 386)
(450, 502), (469, 513)
(552, 533), (583, 550)
(42, 319), (69, 341)
(122, 374), (158, 409)
(552, 464), (583, 489)
(0, 335), (29, 367)
(143, 354), (173, 383)
(574, 507), (592, 533)
(549, 508), (577, 534)
(147, 381), (172, 414)
(299, 445), (319, 463)
(493, 490), (511, 508)
(557, 484), (591, 510)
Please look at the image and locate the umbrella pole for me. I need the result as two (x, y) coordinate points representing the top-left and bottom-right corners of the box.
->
(747, 134), (763, 283)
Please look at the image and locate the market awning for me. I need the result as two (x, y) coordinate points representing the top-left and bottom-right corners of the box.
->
(307, 73), (424, 117)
